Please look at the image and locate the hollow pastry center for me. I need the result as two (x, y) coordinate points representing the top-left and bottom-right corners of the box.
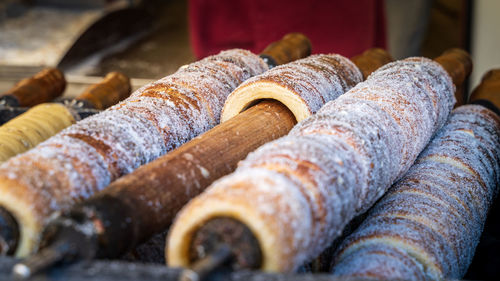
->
(0, 206), (20, 255)
(188, 217), (262, 270)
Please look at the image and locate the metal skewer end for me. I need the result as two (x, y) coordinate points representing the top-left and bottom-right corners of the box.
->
(13, 239), (69, 279)
(0, 207), (19, 256)
(179, 245), (233, 281)
(12, 213), (98, 279)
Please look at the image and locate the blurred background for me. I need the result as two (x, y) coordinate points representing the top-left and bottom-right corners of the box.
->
(0, 0), (499, 95)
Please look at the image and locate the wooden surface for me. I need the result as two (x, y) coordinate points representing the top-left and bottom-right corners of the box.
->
(350, 48), (393, 80)
(75, 72), (131, 109)
(469, 69), (500, 110)
(1, 68), (66, 107)
(434, 48), (472, 105)
(260, 33), (311, 66)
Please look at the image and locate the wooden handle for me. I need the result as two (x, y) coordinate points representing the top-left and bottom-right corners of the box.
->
(468, 69), (500, 114)
(434, 48), (472, 106)
(2, 68), (66, 107)
(75, 72), (131, 110)
(350, 48), (393, 80)
(260, 33), (312, 66)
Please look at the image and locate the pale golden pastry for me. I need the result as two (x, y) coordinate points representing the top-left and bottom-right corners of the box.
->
(0, 103), (77, 162)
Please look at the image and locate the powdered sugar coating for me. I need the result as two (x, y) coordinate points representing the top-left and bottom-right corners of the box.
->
(0, 49), (267, 244)
(322, 58), (455, 177)
(370, 58), (455, 131)
(240, 135), (364, 256)
(293, 98), (403, 212)
(169, 57), (455, 272)
(332, 105), (500, 280)
(0, 135), (111, 219)
(226, 54), (363, 117)
(332, 243), (426, 281)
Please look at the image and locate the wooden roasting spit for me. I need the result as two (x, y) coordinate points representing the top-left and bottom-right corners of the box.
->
(1, 71), (131, 125)
(0, 68), (66, 124)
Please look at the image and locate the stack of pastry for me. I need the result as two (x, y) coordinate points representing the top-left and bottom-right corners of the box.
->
(167, 57), (456, 272)
(0, 49), (268, 257)
(331, 104), (500, 280)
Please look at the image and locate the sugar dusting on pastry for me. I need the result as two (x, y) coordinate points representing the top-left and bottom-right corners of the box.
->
(332, 105), (500, 280)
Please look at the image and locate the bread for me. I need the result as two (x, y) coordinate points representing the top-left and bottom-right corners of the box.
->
(0, 49), (268, 257)
(332, 105), (500, 280)
(167, 57), (455, 272)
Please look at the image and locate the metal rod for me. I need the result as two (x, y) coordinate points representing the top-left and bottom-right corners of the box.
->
(180, 245), (233, 281)
(0, 207), (19, 256)
(12, 214), (99, 279)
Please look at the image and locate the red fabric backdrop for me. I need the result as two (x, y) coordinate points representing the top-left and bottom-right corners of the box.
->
(189, 0), (386, 59)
